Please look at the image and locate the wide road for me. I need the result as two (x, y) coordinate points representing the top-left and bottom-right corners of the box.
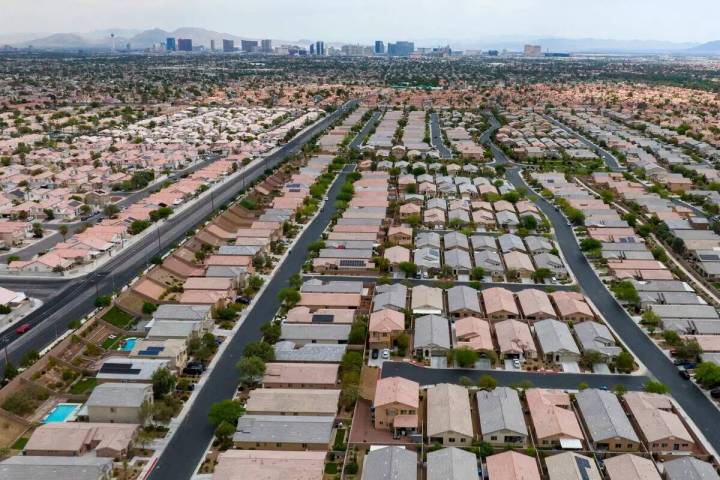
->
(0, 100), (357, 373)
(478, 133), (720, 452)
(429, 112), (452, 159)
(382, 362), (648, 390)
(149, 163), (356, 480)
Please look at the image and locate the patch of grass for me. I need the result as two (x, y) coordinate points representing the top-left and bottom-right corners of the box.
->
(69, 377), (97, 395)
(324, 463), (338, 474)
(101, 335), (123, 350)
(102, 306), (134, 329)
(11, 437), (28, 450)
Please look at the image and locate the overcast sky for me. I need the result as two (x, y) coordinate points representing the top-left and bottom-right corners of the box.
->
(3, 0), (718, 43)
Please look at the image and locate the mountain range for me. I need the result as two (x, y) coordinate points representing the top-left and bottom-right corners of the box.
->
(3, 28), (720, 55)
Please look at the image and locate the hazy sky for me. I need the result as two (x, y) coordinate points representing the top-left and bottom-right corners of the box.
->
(3, 0), (718, 43)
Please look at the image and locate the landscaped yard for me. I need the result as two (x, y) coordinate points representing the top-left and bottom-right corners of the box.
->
(102, 306), (135, 329)
(70, 377), (97, 395)
(102, 334), (123, 350)
(11, 437), (28, 450)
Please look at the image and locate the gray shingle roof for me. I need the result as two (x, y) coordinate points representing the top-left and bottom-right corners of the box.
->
(447, 286), (482, 315)
(576, 389), (639, 444)
(476, 387), (528, 437)
(273, 341), (347, 362)
(301, 279), (364, 294)
(534, 319), (580, 355)
(362, 446), (417, 480)
(233, 415), (333, 444)
(444, 249), (473, 270)
(153, 304), (211, 321)
(426, 447), (479, 480)
(413, 315), (451, 350)
(664, 456), (720, 480)
(86, 383), (151, 408)
(281, 323), (351, 342)
(0, 456), (113, 480)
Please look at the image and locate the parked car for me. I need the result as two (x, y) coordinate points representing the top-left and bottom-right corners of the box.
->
(15, 323), (30, 334)
(678, 366), (691, 380)
(236, 296), (252, 304)
(381, 349), (390, 360)
(512, 358), (521, 369)
(371, 349), (379, 359)
(183, 362), (205, 376)
(710, 388), (720, 399)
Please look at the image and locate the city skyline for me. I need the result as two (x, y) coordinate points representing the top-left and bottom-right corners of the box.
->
(1, 0), (719, 44)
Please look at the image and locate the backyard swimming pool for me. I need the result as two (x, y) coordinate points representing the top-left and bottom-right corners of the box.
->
(119, 337), (137, 352)
(43, 403), (82, 423)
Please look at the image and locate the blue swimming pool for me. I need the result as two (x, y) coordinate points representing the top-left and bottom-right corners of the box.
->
(119, 337), (137, 352)
(43, 403), (81, 423)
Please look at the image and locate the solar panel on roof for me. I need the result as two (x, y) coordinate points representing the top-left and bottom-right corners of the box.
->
(339, 259), (365, 267)
(575, 456), (592, 480)
(138, 346), (165, 356)
(100, 363), (141, 375)
(312, 314), (334, 323)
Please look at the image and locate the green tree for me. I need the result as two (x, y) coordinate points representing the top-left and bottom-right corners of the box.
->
(454, 347), (478, 368)
(615, 351), (634, 373)
(277, 288), (301, 307)
(641, 310), (661, 333)
(470, 267), (485, 280)
(244, 341), (275, 362)
(151, 367), (177, 399)
(477, 375), (497, 390)
(675, 339), (702, 363)
(579, 238), (602, 252)
(142, 301), (157, 315)
(643, 380), (669, 394)
(611, 281), (640, 305)
(103, 204), (120, 218)
(695, 362), (720, 389)
(531, 267), (552, 283)
(31, 222), (44, 238)
(398, 261), (418, 277)
(58, 224), (69, 241)
(612, 384), (628, 395)
(208, 399), (245, 428)
(236, 356), (266, 388)
(215, 420), (236, 449)
(94, 295), (112, 308)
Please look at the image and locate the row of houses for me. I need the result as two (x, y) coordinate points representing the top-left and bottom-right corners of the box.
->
(368, 383), (713, 479)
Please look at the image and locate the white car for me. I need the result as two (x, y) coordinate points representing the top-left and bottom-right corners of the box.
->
(381, 349), (391, 360)
(512, 359), (521, 369)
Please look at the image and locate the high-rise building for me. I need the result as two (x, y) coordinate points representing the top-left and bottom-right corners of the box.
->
(177, 38), (193, 52)
(241, 40), (259, 53)
(261, 39), (272, 53)
(223, 39), (235, 52)
(309, 43), (315, 55)
(166, 37), (176, 52)
(374, 41), (385, 55)
(523, 44), (542, 57)
(315, 41), (325, 56)
(387, 41), (414, 57)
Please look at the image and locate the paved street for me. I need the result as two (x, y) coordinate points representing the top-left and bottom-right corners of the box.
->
(382, 362), (648, 390)
(0, 101), (357, 373)
(429, 112), (452, 159)
(148, 163), (356, 480)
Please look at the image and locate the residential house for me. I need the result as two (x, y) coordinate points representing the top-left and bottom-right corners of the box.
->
(603, 454), (661, 480)
(85, 383), (152, 424)
(495, 319), (537, 360)
(369, 308), (406, 348)
(426, 447), (479, 480)
(576, 389), (641, 452)
(534, 319), (581, 364)
(476, 387), (528, 446)
(426, 383), (474, 446)
(413, 314), (451, 358)
(232, 415), (333, 451)
(373, 376), (420, 432)
(486, 451), (540, 480)
(447, 285), (482, 318)
(361, 446), (416, 480)
(526, 389), (583, 448)
(623, 392), (694, 454)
